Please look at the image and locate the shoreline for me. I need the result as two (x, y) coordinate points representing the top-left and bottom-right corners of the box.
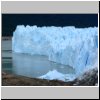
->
(2, 72), (73, 86)
(2, 67), (98, 86)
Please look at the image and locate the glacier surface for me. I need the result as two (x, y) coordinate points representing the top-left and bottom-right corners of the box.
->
(12, 25), (98, 75)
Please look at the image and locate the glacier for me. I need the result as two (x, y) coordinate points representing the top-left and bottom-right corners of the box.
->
(12, 25), (98, 76)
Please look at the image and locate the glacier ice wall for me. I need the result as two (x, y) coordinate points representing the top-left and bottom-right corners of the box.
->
(12, 25), (98, 74)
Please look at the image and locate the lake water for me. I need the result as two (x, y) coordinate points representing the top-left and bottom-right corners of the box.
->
(2, 40), (76, 81)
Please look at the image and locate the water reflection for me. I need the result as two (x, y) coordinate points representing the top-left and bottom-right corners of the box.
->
(12, 53), (75, 78)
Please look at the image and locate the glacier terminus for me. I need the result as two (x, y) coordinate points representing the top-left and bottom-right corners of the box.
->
(12, 25), (98, 80)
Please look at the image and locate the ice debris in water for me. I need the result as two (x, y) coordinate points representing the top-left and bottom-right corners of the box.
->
(39, 70), (75, 81)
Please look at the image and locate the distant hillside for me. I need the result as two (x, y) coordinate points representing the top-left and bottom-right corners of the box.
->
(2, 37), (12, 40)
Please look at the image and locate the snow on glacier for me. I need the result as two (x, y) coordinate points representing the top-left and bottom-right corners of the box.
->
(12, 25), (98, 77)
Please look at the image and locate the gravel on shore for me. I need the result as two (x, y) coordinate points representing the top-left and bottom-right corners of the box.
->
(2, 67), (98, 86)
(2, 72), (71, 86)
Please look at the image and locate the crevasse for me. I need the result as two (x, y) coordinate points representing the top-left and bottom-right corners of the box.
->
(12, 25), (98, 74)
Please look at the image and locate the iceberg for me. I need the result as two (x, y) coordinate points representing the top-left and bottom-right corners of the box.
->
(39, 70), (66, 81)
(39, 70), (76, 81)
(12, 25), (98, 75)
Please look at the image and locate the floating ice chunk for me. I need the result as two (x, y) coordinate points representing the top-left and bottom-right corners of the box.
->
(39, 70), (76, 81)
(39, 70), (65, 81)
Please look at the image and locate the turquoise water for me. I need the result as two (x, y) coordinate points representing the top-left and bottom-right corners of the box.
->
(2, 40), (75, 81)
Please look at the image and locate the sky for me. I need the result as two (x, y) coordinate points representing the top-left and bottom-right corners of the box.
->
(2, 14), (98, 36)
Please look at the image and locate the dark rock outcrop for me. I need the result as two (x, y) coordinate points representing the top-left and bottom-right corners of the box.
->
(71, 67), (98, 86)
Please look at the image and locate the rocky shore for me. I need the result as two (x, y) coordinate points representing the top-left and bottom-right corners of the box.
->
(2, 67), (98, 86)
(71, 67), (98, 86)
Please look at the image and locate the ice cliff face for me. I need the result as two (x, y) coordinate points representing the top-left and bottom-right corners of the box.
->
(12, 25), (98, 74)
